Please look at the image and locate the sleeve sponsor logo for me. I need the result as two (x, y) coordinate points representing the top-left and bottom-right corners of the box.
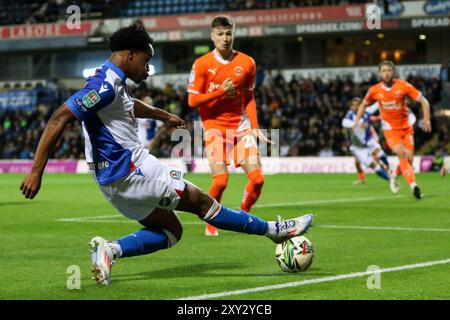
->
(74, 98), (87, 111)
(82, 89), (101, 108)
(99, 83), (109, 94)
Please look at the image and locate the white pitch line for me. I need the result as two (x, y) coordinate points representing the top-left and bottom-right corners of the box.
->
(252, 193), (432, 208)
(317, 225), (450, 232)
(178, 258), (450, 300)
(59, 219), (136, 223)
(57, 215), (122, 222)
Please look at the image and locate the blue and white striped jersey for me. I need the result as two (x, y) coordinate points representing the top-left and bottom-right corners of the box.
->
(342, 103), (379, 148)
(65, 60), (148, 186)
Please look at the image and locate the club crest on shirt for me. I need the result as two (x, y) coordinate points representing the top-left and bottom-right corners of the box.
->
(234, 66), (244, 77)
(82, 89), (101, 108)
(170, 170), (181, 180)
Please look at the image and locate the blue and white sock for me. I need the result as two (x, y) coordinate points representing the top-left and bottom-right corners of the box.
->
(374, 165), (389, 181)
(203, 200), (268, 235)
(378, 151), (389, 168)
(115, 227), (177, 258)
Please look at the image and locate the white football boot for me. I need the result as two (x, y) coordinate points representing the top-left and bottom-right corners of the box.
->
(89, 236), (115, 285)
(389, 170), (399, 194)
(267, 214), (314, 244)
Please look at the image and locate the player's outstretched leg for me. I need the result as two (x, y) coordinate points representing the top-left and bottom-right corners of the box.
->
(353, 158), (365, 185)
(90, 209), (182, 285)
(396, 148), (422, 199)
(206, 172), (228, 236)
(370, 163), (389, 181)
(375, 149), (389, 170)
(90, 236), (115, 285)
(389, 167), (400, 194)
(176, 181), (314, 244)
(241, 168), (264, 212)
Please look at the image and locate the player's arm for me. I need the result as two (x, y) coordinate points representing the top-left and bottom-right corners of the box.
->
(342, 117), (355, 128)
(419, 95), (431, 132)
(186, 60), (235, 108)
(353, 100), (369, 128)
(244, 59), (273, 144)
(244, 91), (271, 144)
(188, 78), (235, 108)
(20, 104), (76, 199)
(406, 81), (431, 132)
(354, 88), (376, 130)
(370, 115), (381, 122)
(133, 98), (185, 129)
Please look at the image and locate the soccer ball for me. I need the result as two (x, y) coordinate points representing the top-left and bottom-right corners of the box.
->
(275, 236), (314, 273)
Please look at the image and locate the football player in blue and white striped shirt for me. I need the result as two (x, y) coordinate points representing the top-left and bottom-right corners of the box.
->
(20, 24), (314, 285)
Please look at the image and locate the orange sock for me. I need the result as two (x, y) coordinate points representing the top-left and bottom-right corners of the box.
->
(399, 158), (416, 186)
(206, 173), (229, 235)
(357, 171), (365, 181)
(209, 173), (228, 202)
(241, 169), (264, 212)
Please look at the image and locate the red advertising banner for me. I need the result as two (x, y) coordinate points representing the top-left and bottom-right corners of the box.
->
(0, 5), (365, 40)
(0, 21), (93, 40)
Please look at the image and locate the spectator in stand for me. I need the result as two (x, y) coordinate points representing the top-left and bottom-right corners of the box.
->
(1, 74), (448, 160)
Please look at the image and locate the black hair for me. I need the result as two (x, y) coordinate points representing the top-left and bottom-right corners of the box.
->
(211, 15), (234, 29)
(109, 24), (153, 54)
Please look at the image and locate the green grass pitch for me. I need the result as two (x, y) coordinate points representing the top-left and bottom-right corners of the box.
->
(1, 172), (449, 300)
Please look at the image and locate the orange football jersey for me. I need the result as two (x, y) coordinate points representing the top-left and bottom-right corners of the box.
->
(187, 49), (256, 132)
(363, 79), (422, 130)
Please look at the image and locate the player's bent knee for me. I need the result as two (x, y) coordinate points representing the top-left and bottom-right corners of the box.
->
(162, 228), (182, 247)
(199, 192), (216, 218)
(395, 147), (408, 159)
(202, 198), (221, 221)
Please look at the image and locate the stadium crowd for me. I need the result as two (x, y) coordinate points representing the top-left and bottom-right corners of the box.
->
(227, 0), (379, 11)
(1, 71), (448, 160)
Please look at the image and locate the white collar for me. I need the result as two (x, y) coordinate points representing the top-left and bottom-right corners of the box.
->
(213, 49), (236, 65)
(381, 80), (396, 91)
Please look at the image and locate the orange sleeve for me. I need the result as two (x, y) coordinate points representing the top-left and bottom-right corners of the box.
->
(246, 57), (256, 92)
(244, 59), (258, 128)
(245, 93), (259, 128)
(363, 86), (376, 105)
(187, 59), (225, 108)
(187, 60), (204, 95)
(404, 80), (422, 101)
(188, 88), (225, 108)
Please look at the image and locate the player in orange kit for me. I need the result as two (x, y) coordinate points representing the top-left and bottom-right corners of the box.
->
(187, 15), (272, 235)
(355, 60), (431, 199)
